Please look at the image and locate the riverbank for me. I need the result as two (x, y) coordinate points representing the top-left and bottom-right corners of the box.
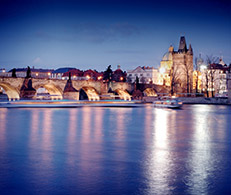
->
(178, 97), (231, 105)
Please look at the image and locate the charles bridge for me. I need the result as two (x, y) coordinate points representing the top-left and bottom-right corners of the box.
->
(0, 76), (168, 101)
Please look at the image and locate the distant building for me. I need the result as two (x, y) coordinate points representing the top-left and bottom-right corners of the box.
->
(0, 68), (8, 77)
(51, 67), (76, 79)
(8, 67), (54, 78)
(62, 69), (84, 80)
(200, 58), (231, 96)
(127, 66), (160, 84)
(112, 65), (127, 82)
(83, 69), (103, 81)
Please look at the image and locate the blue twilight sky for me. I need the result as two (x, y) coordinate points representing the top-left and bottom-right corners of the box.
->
(0, 0), (230, 71)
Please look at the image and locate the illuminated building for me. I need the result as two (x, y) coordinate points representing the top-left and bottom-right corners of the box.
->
(8, 67), (54, 78)
(127, 66), (159, 84)
(112, 65), (127, 82)
(159, 36), (193, 92)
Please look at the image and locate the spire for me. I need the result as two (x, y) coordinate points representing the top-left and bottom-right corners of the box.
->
(187, 44), (193, 55)
(178, 36), (187, 53)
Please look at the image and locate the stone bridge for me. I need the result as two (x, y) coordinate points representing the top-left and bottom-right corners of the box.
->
(0, 77), (134, 100)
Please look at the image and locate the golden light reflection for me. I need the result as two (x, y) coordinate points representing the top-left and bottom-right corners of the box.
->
(93, 108), (104, 143)
(67, 109), (78, 165)
(146, 108), (172, 194)
(68, 109), (78, 143)
(41, 110), (53, 162)
(82, 107), (92, 143)
(0, 108), (7, 148)
(115, 89), (131, 101)
(30, 109), (40, 145)
(144, 106), (153, 140)
(78, 107), (101, 186)
(82, 87), (100, 101)
(115, 108), (131, 140)
(185, 105), (214, 194)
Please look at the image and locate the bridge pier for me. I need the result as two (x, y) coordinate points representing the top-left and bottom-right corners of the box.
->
(63, 76), (79, 100)
(20, 78), (36, 99)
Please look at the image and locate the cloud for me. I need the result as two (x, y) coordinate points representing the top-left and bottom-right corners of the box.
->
(75, 22), (140, 43)
(33, 22), (141, 44)
(32, 57), (41, 64)
(106, 49), (146, 54)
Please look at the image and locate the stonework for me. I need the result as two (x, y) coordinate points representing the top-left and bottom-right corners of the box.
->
(160, 36), (194, 93)
(20, 78), (36, 99)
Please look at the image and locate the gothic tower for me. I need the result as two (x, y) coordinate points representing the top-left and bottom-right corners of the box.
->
(160, 36), (193, 93)
(173, 36), (193, 93)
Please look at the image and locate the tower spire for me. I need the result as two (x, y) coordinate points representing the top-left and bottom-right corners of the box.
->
(178, 36), (187, 53)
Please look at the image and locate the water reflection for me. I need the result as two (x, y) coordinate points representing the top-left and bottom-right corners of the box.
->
(185, 105), (218, 194)
(0, 105), (230, 194)
(93, 108), (104, 142)
(0, 108), (7, 151)
(41, 109), (53, 163)
(146, 108), (173, 194)
(82, 107), (92, 143)
(67, 109), (78, 165)
(30, 109), (40, 146)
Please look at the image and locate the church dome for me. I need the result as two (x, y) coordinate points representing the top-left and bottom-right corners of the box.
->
(162, 51), (173, 61)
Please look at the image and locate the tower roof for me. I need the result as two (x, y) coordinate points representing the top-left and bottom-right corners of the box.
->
(178, 36), (187, 53)
(187, 44), (193, 55)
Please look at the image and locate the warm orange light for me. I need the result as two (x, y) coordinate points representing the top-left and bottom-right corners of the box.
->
(120, 77), (123, 81)
(73, 75), (76, 78)
(98, 76), (102, 80)
(86, 75), (90, 79)
(36, 73), (38, 76)
(48, 72), (51, 76)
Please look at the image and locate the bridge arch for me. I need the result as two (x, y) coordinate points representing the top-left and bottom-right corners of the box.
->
(114, 89), (131, 101)
(33, 83), (63, 100)
(0, 82), (20, 100)
(80, 86), (99, 101)
(143, 88), (157, 97)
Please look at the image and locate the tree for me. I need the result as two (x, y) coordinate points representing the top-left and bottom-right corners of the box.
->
(206, 55), (219, 97)
(169, 65), (181, 96)
(201, 55), (219, 97)
(182, 55), (193, 94)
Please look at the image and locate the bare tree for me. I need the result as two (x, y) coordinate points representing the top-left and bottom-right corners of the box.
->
(206, 55), (219, 97)
(203, 55), (219, 97)
(169, 65), (181, 96)
(181, 55), (193, 94)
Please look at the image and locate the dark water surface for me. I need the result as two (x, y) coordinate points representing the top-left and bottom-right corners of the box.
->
(0, 105), (230, 195)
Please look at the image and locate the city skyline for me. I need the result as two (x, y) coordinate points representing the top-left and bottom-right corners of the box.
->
(0, 0), (230, 71)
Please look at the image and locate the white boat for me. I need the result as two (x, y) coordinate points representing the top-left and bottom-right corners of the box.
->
(153, 97), (183, 109)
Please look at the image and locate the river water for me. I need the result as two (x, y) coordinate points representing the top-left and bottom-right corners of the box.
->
(0, 105), (230, 194)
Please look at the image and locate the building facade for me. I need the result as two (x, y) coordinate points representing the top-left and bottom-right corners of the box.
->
(127, 66), (160, 84)
(159, 36), (194, 93)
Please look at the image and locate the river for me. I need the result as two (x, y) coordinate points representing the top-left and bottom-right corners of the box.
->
(0, 105), (230, 194)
